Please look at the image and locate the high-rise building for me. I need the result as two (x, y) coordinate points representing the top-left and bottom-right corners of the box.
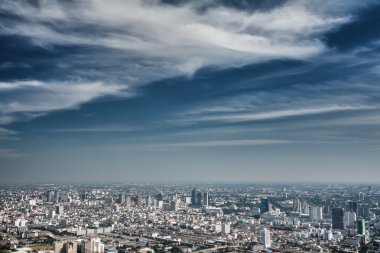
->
(125, 195), (131, 208)
(191, 188), (197, 206)
(196, 192), (203, 206)
(146, 195), (152, 207)
(136, 194), (142, 206)
(112, 204), (119, 213)
(310, 206), (323, 220)
(260, 199), (271, 214)
(357, 219), (366, 235)
(293, 197), (301, 212)
(347, 201), (358, 215)
(56, 205), (64, 215)
(170, 200), (179, 212)
(260, 228), (271, 248)
(221, 222), (230, 235)
(81, 238), (104, 253)
(301, 200), (310, 214)
(344, 211), (356, 228)
(203, 192), (209, 206)
(118, 193), (125, 204)
(332, 207), (345, 230)
(55, 190), (60, 203)
(54, 241), (78, 253)
(47, 191), (55, 202)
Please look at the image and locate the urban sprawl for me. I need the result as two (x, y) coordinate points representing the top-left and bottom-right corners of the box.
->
(1, 183), (380, 253)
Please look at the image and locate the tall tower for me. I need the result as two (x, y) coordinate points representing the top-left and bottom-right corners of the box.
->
(310, 206), (323, 220)
(293, 197), (301, 212)
(357, 219), (366, 235)
(136, 193), (142, 206)
(260, 228), (271, 248)
(203, 192), (209, 206)
(191, 188), (197, 206)
(332, 207), (345, 230)
(118, 193), (125, 204)
(260, 199), (271, 214)
(196, 192), (203, 206)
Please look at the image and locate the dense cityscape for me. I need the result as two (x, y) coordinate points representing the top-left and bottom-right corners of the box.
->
(1, 1), (380, 253)
(1, 183), (380, 253)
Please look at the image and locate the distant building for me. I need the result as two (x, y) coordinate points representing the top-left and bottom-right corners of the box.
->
(55, 190), (60, 203)
(54, 241), (78, 253)
(136, 194), (142, 206)
(357, 219), (366, 235)
(47, 190), (55, 202)
(203, 192), (209, 206)
(260, 228), (271, 248)
(260, 199), (271, 214)
(221, 222), (230, 235)
(344, 211), (356, 228)
(146, 196), (152, 207)
(56, 205), (64, 215)
(191, 188), (197, 206)
(332, 207), (345, 230)
(310, 206), (323, 220)
(347, 201), (358, 215)
(81, 238), (104, 253)
(112, 204), (119, 213)
(293, 197), (301, 212)
(196, 192), (203, 206)
(125, 195), (131, 208)
(118, 193), (125, 204)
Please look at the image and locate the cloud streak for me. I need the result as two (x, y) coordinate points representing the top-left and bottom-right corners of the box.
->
(174, 105), (376, 124)
(0, 80), (125, 124)
(153, 139), (292, 148)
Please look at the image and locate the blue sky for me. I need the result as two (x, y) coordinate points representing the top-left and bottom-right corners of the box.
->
(1, 0), (380, 183)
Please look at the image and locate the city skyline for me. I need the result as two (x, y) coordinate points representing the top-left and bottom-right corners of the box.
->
(1, 0), (380, 183)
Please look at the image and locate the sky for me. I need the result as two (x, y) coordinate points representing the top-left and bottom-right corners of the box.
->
(1, 0), (380, 184)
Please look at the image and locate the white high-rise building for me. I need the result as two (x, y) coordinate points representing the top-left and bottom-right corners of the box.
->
(323, 230), (333, 241)
(222, 222), (231, 235)
(81, 238), (104, 253)
(310, 206), (323, 220)
(293, 198), (301, 212)
(344, 211), (356, 228)
(260, 228), (271, 248)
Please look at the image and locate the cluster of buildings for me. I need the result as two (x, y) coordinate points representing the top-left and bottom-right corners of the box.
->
(0, 183), (380, 252)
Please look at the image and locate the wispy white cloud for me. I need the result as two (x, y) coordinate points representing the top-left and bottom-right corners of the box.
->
(48, 127), (137, 133)
(153, 139), (292, 148)
(174, 105), (376, 124)
(0, 80), (126, 124)
(0, 0), (368, 125)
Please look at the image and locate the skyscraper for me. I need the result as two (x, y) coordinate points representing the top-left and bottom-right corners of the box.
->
(357, 219), (366, 235)
(136, 193), (142, 206)
(260, 228), (271, 248)
(347, 201), (358, 215)
(310, 206), (323, 220)
(47, 190), (55, 202)
(203, 192), (209, 206)
(260, 199), (271, 214)
(196, 192), (203, 206)
(118, 193), (125, 204)
(81, 238), (104, 253)
(125, 195), (131, 208)
(191, 188), (197, 206)
(56, 205), (64, 215)
(55, 190), (60, 203)
(293, 197), (301, 212)
(332, 207), (345, 230)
